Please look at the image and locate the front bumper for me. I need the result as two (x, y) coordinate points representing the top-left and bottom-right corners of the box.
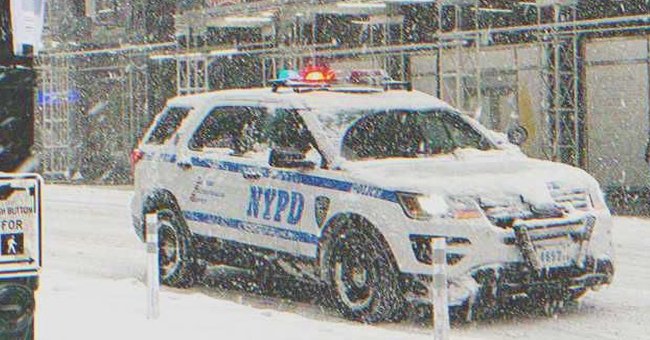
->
(402, 256), (614, 307)
(472, 256), (614, 304)
(399, 208), (614, 306)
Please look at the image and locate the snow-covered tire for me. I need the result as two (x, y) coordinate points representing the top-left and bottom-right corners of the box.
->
(0, 283), (34, 339)
(568, 288), (588, 302)
(154, 209), (204, 288)
(255, 257), (280, 295)
(324, 228), (404, 323)
(20, 321), (33, 340)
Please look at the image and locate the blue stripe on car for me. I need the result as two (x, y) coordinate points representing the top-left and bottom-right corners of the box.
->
(183, 210), (319, 245)
(143, 151), (398, 203)
(188, 156), (398, 203)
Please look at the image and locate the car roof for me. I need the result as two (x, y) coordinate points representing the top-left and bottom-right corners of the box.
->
(165, 87), (455, 116)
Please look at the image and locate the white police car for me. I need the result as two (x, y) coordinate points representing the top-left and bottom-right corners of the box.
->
(130, 68), (614, 323)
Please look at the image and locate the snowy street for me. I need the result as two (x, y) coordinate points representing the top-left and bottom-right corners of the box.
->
(37, 185), (649, 340)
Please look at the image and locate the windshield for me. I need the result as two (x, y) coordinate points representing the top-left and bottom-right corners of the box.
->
(340, 110), (493, 161)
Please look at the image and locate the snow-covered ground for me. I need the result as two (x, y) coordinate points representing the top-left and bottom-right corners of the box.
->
(36, 185), (649, 339)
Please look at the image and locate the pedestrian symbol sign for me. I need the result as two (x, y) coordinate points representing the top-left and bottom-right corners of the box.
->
(0, 174), (42, 277)
(1, 233), (24, 255)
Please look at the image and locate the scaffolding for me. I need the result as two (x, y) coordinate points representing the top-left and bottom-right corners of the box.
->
(542, 4), (582, 166)
(437, 1), (483, 113)
(36, 42), (174, 181)
(434, 0), (586, 165)
(37, 55), (72, 179)
(176, 55), (209, 95)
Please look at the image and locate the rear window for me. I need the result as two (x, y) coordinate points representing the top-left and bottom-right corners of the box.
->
(146, 107), (192, 145)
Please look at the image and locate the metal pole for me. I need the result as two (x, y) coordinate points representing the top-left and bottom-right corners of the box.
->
(432, 238), (449, 340)
(146, 213), (160, 319)
(455, 5), (463, 109)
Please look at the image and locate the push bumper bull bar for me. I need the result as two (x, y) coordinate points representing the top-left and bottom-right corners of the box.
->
(401, 257), (613, 308)
(402, 214), (613, 307)
(495, 259), (614, 298)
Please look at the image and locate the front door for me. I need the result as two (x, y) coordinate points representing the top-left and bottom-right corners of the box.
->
(253, 108), (329, 258)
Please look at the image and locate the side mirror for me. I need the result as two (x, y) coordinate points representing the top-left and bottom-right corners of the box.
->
(269, 149), (316, 169)
(507, 125), (529, 146)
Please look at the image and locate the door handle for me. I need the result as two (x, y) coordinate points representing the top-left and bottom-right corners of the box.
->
(177, 161), (192, 170)
(242, 170), (262, 180)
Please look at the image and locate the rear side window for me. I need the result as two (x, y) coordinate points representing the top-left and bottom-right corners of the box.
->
(146, 107), (191, 145)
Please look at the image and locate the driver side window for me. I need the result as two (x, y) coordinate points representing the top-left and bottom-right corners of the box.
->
(189, 106), (268, 156)
(267, 109), (323, 168)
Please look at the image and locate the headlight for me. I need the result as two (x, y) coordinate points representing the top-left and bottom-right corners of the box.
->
(589, 190), (608, 211)
(396, 192), (432, 220)
(396, 193), (483, 220)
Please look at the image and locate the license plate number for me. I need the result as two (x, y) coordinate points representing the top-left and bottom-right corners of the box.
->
(537, 244), (573, 268)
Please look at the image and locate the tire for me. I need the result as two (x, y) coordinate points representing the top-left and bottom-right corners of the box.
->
(21, 320), (34, 340)
(154, 208), (204, 287)
(0, 284), (34, 339)
(255, 257), (280, 295)
(325, 229), (404, 323)
(568, 288), (588, 302)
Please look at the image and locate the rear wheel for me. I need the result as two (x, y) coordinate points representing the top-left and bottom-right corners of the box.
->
(325, 229), (404, 323)
(154, 209), (204, 287)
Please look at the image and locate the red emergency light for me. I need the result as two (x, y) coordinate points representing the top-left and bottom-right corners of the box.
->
(271, 66), (411, 92)
(300, 66), (336, 83)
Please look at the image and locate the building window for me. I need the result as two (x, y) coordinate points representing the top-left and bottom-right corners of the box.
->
(86, 0), (119, 25)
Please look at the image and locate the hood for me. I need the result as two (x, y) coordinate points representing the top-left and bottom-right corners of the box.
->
(343, 149), (600, 207)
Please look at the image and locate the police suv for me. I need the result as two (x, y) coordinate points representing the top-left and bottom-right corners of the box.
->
(130, 69), (614, 323)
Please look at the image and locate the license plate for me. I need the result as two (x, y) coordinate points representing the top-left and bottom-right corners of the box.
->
(537, 244), (574, 268)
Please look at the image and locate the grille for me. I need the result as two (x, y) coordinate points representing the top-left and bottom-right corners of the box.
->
(481, 186), (591, 229)
(550, 187), (591, 211)
(479, 197), (533, 229)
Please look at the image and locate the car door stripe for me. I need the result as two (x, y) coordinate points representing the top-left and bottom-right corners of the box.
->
(187, 156), (398, 203)
(183, 210), (320, 245)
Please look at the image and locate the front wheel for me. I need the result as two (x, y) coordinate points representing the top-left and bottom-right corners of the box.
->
(325, 230), (404, 323)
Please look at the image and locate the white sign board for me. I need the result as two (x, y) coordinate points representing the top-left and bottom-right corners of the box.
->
(10, 0), (46, 55)
(0, 174), (42, 277)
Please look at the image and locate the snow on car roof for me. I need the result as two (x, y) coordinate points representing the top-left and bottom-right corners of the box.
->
(165, 87), (454, 115)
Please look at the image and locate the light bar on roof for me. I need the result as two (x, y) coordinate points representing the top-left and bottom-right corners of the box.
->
(301, 66), (336, 82)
